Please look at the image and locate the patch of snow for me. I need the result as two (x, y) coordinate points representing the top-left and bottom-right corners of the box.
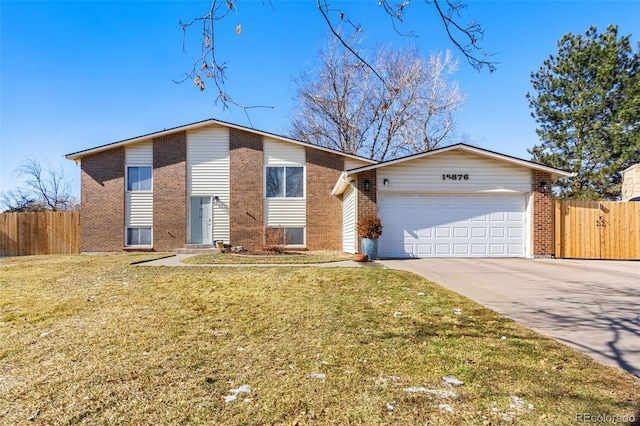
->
(393, 311), (403, 317)
(224, 384), (251, 403)
(439, 403), (454, 413)
(501, 412), (515, 421)
(501, 336), (507, 340)
(386, 402), (395, 411)
(417, 292), (425, 296)
(306, 373), (326, 381)
(510, 395), (534, 410)
(442, 376), (463, 386)
(39, 332), (50, 338)
(402, 387), (457, 399)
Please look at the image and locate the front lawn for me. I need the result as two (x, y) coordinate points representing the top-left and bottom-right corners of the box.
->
(0, 254), (637, 424)
(182, 250), (352, 265)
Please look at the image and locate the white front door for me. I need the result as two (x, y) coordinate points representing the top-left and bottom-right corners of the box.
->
(190, 197), (212, 244)
(378, 194), (527, 258)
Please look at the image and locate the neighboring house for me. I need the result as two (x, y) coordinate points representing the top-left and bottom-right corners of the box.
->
(622, 164), (640, 202)
(66, 118), (573, 258)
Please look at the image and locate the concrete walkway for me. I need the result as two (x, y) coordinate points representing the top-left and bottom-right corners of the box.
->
(380, 258), (640, 378)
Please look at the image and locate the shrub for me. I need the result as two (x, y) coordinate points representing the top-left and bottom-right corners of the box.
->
(263, 227), (290, 252)
(357, 214), (383, 239)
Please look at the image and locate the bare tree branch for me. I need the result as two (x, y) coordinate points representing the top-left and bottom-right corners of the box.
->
(0, 158), (78, 213)
(175, 0), (275, 117)
(429, 0), (497, 72)
(179, 0), (495, 117)
(290, 38), (465, 161)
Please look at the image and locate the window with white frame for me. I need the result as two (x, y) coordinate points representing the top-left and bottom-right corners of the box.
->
(126, 166), (152, 191)
(270, 227), (305, 246)
(126, 227), (152, 246)
(266, 166), (303, 198)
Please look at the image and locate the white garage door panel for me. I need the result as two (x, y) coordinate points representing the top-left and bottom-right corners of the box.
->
(378, 195), (526, 258)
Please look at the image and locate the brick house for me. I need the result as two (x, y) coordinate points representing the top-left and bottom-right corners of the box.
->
(66, 119), (572, 257)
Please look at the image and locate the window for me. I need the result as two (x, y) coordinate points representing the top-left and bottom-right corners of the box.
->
(126, 227), (152, 246)
(270, 227), (305, 246)
(127, 166), (152, 191)
(266, 166), (303, 198)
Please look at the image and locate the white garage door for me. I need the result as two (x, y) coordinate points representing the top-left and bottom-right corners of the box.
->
(378, 194), (526, 258)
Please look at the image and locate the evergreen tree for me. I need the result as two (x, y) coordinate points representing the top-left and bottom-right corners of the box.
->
(527, 25), (640, 200)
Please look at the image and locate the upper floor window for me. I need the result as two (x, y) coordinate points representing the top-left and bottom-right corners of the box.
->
(127, 166), (152, 191)
(266, 166), (303, 198)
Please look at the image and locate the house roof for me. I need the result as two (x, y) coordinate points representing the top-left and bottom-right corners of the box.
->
(332, 143), (575, 195)
(64, 118), (377, 164)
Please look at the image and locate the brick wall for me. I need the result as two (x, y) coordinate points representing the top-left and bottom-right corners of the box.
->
(229, 128), (264, 249)
(153, 132), (187, 251)
(532, 170), (553, 257)
(80, 148), (125, 251)
(306, 148), (344, 250)
(356, 170), (377, 220)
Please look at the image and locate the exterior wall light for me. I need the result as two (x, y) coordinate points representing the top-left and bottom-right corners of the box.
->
(540, 181), (548, 194)
(383, 178), (389, 186)
(364, 180), (370, 191)
(213, 196), (220, 204)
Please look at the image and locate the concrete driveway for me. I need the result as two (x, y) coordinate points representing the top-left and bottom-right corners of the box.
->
(380, 258), (640, 378)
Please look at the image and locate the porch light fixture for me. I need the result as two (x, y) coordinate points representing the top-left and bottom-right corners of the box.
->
(540, 181), (548, 194)
(364, 179), (370, 191)
(383, 178), (389, 186)
(213, 196), (220, 204)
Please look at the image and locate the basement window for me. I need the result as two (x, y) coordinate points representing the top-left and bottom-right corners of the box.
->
(270, 227), (305, 246)
(126, 227), (152, 246)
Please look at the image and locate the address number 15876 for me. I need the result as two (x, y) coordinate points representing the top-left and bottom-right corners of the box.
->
(442, 174), (469, 180)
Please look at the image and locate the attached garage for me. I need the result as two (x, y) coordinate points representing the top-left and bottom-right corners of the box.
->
(378, 194), (527, 258)
(333, 144), (574, 259)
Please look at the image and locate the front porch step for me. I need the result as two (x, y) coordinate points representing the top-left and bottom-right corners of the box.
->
(185, 244), (214, 249)
(174, 246), (221, 255)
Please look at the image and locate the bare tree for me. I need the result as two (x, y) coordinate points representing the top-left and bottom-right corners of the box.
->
(289, 38), (465, 161)
(0, 158), (77, 213)
(177, 0), (494, 112)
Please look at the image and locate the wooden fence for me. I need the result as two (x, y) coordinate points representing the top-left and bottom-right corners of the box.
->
(554, 201), (640, 260)
(0, 212), (80, 256)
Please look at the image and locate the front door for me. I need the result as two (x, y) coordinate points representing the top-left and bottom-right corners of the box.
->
(190, 197), (212, 244)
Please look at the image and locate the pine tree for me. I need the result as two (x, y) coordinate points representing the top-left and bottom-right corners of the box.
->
(527, 25), (640, 200)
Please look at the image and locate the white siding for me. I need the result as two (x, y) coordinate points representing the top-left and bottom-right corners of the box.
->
(377, 151), (531, 194)
(125, 142), (153, 241)
(342, 185), (357, 253)
(265, 199), (306, 227)
(125, 141), (153, 165)
(264, 138), (305, 165)
(263, 139), (306, 238)
(345, 158), (371, 171)
(125, 192), (153, 227)
(187, 126), (230, 244)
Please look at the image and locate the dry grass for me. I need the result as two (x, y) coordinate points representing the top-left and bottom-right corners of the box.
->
(0, 254), (638, 425)
(182, 250), (352, 265)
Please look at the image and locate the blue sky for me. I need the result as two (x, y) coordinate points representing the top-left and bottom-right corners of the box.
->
(1, 0), (639, 198)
